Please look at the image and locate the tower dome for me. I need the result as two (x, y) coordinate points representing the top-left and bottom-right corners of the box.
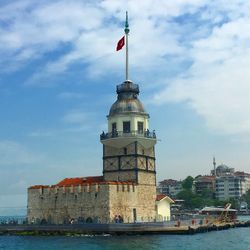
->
(108, 80), (148, 117)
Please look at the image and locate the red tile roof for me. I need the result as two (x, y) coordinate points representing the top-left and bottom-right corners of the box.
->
(56, 176), (103, 186)
(29, 176), (135, 189)
(28, 185), (49, 189)
(234, 171), (250, 177)
(156, 194), (175, 203)
(156, 194), (166, 201)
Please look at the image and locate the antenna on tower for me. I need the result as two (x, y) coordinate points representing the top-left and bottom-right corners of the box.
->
(124, 11), (130, 81)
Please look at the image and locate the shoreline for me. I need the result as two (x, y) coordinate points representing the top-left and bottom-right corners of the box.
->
(0, 220), (249, 236)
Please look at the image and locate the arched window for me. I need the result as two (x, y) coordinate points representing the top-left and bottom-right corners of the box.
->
(86, 217), (93, 223)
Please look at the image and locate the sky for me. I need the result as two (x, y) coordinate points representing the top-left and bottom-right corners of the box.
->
(0, 0), (250, 214)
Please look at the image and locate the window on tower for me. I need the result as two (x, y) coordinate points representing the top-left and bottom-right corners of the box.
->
(112, 122), (117, 132)
(123, 121), (130, 133)
(137, 121), (143, 134)
(112, 122), (117, 137)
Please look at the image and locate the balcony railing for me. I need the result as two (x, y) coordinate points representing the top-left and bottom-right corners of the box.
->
(116, 83), (139, 94)
(100, 130), (156, 140)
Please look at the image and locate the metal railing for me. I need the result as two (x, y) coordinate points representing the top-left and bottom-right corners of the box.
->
(100, 130), (156, 140)
(116, 83), (139, 94)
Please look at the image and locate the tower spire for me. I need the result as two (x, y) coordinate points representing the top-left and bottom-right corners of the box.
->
(124, 11), (130, 81)
(213, 156), (216, 177)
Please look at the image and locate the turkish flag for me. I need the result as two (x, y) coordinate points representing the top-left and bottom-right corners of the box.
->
(116, 36), (125, 51)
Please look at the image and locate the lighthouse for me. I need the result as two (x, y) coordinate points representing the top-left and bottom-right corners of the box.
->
(100, 12), (157, 186)
(27, 12), (158, 225)
(100, 79), (157, 186)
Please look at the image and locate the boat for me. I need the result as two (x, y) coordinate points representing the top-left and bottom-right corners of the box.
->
(200, 203), (237, 222)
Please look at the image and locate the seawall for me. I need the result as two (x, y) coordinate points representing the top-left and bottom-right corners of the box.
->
(0, 221), (250, 236)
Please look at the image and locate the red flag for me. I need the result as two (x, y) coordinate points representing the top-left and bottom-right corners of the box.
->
(116, 36), (125, 51)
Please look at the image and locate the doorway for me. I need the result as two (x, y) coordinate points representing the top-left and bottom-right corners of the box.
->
(133, 208), (137, 223)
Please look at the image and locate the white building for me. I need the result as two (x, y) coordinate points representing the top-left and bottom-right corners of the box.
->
(156, 194), (174, 221)
(216, 176), (241, 200)
(234, 171), (250, 194)
(215, 169), (250, 201)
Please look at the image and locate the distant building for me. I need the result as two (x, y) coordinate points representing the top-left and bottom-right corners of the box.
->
(211, 164), (234, 177)
(239, 201), (248, 212)
(215, 175), (242, 200)
(234, 171), (250, 194)
(214, 167), (250, 201)
(157, 179), (183, 198)
(193, 175), (215, 197)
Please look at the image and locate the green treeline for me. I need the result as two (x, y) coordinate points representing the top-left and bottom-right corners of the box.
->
(176, 176), (248, 209)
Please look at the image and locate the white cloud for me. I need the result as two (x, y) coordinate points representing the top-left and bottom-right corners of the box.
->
(0, 140), (42, 166)
(28, 130), (55, 137)
(0, 0), (104, 69)
(0, 140), (47, 197)
(28, 110), (91, 137)
(153, 13), (250, 134)
(57, 92), (85, 100)
(0, 0), (202, 76)
(62, 110), (87, 124)
(1, 0), (250, 135)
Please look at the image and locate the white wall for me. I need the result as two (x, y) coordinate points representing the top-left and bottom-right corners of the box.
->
(156, 199), (171, 221)
(108, 114), (149, 133)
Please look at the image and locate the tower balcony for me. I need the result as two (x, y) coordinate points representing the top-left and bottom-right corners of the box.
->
(100, 130), (156, 149)
(116, 81), (139, 94)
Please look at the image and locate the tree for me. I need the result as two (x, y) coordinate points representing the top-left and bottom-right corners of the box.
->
(191, 196), (204, 208)
(182, 176), (194, 190)
(213, 199), (225, 207)
(176, 175), (241, 210)
(177, 189), (194, 208)
(243, 190), (250, 206)
(201, 188), (214, 199)
(228, 198), (237, 209)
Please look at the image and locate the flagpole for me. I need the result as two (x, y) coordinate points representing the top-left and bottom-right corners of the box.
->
(124, 11), (129, 81)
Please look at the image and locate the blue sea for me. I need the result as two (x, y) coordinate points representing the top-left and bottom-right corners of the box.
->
(0, 216), (250, 250)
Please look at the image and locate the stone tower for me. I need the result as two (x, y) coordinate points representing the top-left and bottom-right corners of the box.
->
(100, 80), (157, 186)
(27, 13), (159, 225)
